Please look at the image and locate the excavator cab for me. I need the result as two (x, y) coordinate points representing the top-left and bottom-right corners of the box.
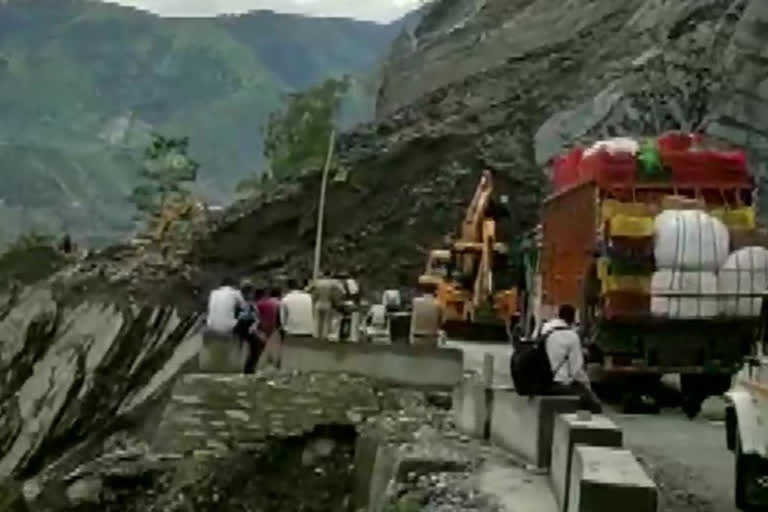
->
(418, 249), (451, 288)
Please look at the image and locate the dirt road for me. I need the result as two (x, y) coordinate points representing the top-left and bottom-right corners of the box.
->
(613, 411), (737, 512)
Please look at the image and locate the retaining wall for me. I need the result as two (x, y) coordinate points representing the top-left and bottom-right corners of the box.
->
(280, 337), (464, 388)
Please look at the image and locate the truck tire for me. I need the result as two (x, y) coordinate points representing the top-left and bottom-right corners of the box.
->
(681, 395), (702, 420)
(736, 431), (750, 510)
(735, 430), (768, 510)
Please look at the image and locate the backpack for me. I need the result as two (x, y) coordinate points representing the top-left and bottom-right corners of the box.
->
(510, 326), (569, 396)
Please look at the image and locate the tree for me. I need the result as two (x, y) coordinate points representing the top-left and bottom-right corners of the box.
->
(240, 77), (349, 192)
(130, 134), (199, 221)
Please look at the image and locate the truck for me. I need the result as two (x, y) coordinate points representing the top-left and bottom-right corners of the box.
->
(524, 133), (761, 417)
(419, 170), (520, 340)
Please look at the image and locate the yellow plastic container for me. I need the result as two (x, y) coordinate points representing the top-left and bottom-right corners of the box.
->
(597, 258), (610, 281)
(601, 275), (652, 295)
(609, 214), (655, 238)
(711, 207), (756, 231)
(601, 200), (655, 224)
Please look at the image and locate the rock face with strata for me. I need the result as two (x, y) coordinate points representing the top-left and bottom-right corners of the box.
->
(0, 285), (202, 486)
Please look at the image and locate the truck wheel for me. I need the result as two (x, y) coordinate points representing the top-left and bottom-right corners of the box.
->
(735, 430), (768, 510)
(681, 395), (702, 420)
(736, 431), (750, 510)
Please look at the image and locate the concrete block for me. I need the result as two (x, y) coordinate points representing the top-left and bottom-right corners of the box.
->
(198, 331), (246, 373)
(551, 414), (623, 512)
(352, 435), (400, 512)
(490, 390), (580, 468)
(280, 337), (463, 388)
(453, 375), (490, 439)
(568, 446), (657, 512)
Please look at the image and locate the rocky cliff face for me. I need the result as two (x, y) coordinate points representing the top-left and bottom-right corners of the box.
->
(0, 284), (202, 495)
(185, 0), (768, 291)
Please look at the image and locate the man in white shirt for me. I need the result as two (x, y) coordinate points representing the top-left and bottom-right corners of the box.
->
(540, 304), (602, 413)
(280, 279), (315, 339)
(206, 277), (248, 334)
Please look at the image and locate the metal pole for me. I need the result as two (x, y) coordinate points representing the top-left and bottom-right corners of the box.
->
(313, 129), (336, 281)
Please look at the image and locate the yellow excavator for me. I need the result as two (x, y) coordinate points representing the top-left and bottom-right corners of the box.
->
(418, 170), (519, 340)
(149, 196), (207, 243)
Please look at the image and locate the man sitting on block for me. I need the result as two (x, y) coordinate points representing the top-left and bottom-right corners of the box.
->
(542, 305), (602, 413)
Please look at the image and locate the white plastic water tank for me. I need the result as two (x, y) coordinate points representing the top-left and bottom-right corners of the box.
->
(718, 246), (768, 317)
(654, 210), (729, 271)
(583, 137), (639, 157)
(651, 270), (718, 319)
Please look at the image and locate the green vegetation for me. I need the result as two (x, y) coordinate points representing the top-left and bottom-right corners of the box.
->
(264, 77), (349, 181)
(130, 134), (199, 221)
(0, 0), (421, 249)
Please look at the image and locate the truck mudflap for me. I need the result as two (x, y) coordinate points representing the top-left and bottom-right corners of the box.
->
(727, 383), (768, 458)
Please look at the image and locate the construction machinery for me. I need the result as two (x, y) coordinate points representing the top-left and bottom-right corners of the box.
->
(149, 196), (208, 242)
(418, 170), (519, 340)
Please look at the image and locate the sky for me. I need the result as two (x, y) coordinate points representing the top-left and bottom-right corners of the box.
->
(104, 0), (426, 23)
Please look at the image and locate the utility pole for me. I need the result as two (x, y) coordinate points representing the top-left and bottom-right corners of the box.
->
(313, 129), (336, 281)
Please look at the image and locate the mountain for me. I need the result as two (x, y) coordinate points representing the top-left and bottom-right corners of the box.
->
(180, 0), (768, 294)
(0, 0), (422, 248)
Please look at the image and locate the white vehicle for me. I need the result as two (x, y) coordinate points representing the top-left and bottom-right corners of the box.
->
(726, 300), (768, 510)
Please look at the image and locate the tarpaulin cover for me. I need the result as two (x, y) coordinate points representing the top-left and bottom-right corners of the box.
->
(718, 246), (768, 317)
(651, 270), (718, 319)
(654, 210), (730, 271)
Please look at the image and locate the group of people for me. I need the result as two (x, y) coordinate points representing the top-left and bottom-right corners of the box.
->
(205, 275), (601, 413)
(205, 277), (315, 373)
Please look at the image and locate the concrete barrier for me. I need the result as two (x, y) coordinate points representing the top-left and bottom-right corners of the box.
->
(490, 390), (580, 468)
(453, 374), (490, 438)
(551, 414), (623, 512)
(198, 331), (246, 373)
(568, 446), (657, 512)
(280, 337), (464, 388)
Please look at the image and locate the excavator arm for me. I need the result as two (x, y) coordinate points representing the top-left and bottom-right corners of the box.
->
(461, 170), (494, 242)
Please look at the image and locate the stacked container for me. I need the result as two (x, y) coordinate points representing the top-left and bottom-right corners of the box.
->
(551, 132), (751, 195)
(718, 247), (768, 317)
(545, 132), (760, 321)
(651, 210), (729, 318)
(599, 199), (657, 319)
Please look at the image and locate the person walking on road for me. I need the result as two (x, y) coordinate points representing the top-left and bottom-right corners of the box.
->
(409, 283), (443, 347)
(541, 304), (602, 413)
(309, 276), (345, 342)
(280, 279), (315, 341)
